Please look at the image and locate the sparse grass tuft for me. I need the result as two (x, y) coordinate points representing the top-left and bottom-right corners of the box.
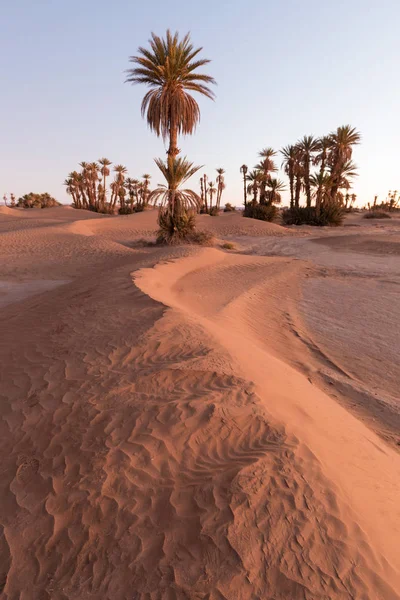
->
(221, 242), (235, 250)
(363, 210), (391, 219)
(189, 230), (215, 246)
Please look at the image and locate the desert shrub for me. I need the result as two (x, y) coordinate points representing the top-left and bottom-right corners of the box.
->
(363, 210), (391, 219)
(118, 206), (134, 215)
(189, 230), (215, 246)
(208, 206), (219, 216)
(156, 207), (196, 245)
(282, 204), (344, 226)
(224, 203), (236, 212)
(244, 203), (277, 222)
(17, 193), (60, 209)
(222, 242), (235, 250)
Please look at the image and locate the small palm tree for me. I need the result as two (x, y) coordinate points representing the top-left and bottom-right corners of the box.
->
(266, 178), (286, 205)
(240, 164), (248, 207)
(149, 157), (201, 243)
(149, 157), (201, 212)
(246, 170), (262, 205)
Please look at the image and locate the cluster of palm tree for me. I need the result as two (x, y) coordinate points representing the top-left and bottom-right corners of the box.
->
(280, 126), (360, 215)
(240, 149), (286, 209)
(241, 126), (360, 217)
(368, 190), (399, 212)
(126, 30), (216, 241)
(199, 169), (225, 213)
(3, 193), (16, 207)
(64, 161), (152, 213)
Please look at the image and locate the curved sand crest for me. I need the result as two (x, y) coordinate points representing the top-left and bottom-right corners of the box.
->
(135, 247), (400, 599)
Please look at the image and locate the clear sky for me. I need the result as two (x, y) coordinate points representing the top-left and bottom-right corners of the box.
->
(1, 0), (399, 206)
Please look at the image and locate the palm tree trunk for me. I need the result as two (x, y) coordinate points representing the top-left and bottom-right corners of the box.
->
(289, 168), (294, 209)
(294, 175), (301, 208)
(304, 163), (311, 208)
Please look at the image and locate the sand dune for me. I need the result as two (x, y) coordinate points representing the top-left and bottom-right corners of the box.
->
(0, 206), (399, 599)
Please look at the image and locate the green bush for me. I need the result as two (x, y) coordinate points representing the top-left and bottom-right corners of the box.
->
(223, 203), (236, 212)
(118, 206), (134, 215)
(208, 206), (219, 216)
(17, 193), (60, 209)
(157, 207), (196, 245)
(363, 210), (391, 219)
(282, 204), (344, 226)
(243, 203), (277, 222)
(222, 242), (235, 250)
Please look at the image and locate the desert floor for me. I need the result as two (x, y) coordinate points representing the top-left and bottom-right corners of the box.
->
(0, 205), (399, 599)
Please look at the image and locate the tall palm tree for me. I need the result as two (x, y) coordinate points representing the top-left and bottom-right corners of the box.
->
(313, 136), (332, 215)
(99, 158), (112, 210)
(110, 165), (127, 211)
(203, 174), (208, 213)
(328, 125), (361, 202)
(142, 174), (151, 206)
(216, 168), (225, 209)
(200, 176), (204, 210)
(266, 178), (286, 205)
(293, 146), (303, 209)
(298, 135), (319, 208)
(240, 164), (248, 207)
(256, 148), (277, 204)
(208, 181), (216, 211)
(281, 145), (298, 209)
(126, 30), (216, 175)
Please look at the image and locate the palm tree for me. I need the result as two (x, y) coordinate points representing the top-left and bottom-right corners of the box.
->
(203, 174), (208, 213)
(216, 168), (225, 209)
(126, 30), (216, 174)
(256, 148), (277, 204)
(110, 165), (127, 211)
(298, 135), (319, 208)
(246, 170), (262, 205)
(200, 176), (204, 211)
(293, 146), (303, 209)
(313, 136), (332, 215)
(328, 125), (361, 202)
(240, 164), (248, 207)
(266, 178), (286, 205)
(142, 174), (151, 207)
(99, 158), (112, 210)
(149, 157), (201, 212)
(310, 172), (331, 206)
(281, 145), (298, 209)
(208, 181), (216, 211)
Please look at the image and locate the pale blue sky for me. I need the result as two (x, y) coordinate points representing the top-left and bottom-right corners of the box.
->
(1, 0), (399, 206)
